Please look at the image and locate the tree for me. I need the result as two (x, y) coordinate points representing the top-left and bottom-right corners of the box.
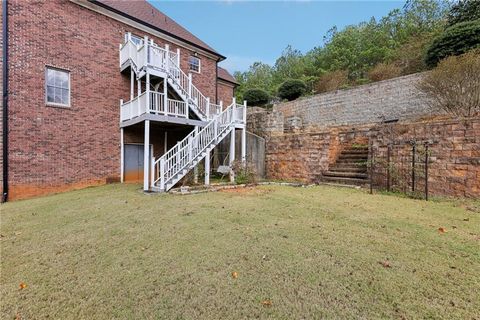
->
(425, 19), (480, 67)
(278, 79), (307, 101)
(447, 0), (480, 27)
(243, 88), (270, 107)
(418, 50), (480, 117)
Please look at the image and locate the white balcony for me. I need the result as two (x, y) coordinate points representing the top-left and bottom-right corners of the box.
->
(120, 92), (188, 122)
(119, 36), (179, 74)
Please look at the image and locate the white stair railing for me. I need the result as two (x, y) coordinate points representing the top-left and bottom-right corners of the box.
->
(120, 36), (214, 120)
(166, 56), (209, 119)
(153, 101), (242, 191)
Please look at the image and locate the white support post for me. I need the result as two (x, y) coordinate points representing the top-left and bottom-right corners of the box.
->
(137, 79), (141, 116)
(206, 97), (210, 119)
(205, 150), (210, 186)
(143, 120), (150, 191)
(144, 36), (149, 64)
(229, 128), (236, 183)
(188, 73), (193, 98)
(127, 32), (132, 42)
(120, 128), (124, 183)
(160, 159), (165, 190)
(241, 100), (247, 166)
(150, 155), (155, 188)
(232, 97), (236, 122)
(165, 44), (170, 72)
(220, 100), (223, 113)
(130, 69), (134, 100)
(163, 78), (168, 116)
(146, 72), (150, 112)
(176, 48), (181, 67)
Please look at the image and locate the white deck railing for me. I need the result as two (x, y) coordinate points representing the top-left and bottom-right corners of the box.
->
(120, 92), (188, 122)
(153, 101), (246, 191)
(120, 35), (220, 121)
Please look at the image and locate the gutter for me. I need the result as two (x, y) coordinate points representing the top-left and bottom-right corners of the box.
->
(2, 0), (8, 202)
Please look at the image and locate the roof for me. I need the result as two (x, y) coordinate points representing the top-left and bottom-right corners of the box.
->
(92, 0), (224, 59)
(217, 67), (238, 85)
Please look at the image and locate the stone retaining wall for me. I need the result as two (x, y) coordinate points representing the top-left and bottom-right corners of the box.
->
(273, 73), (437, 128)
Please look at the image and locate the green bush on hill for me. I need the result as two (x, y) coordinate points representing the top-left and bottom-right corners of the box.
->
(278, 79), (307, 101)
(243, 88), (270, 107)
(425, 19), (480, 67)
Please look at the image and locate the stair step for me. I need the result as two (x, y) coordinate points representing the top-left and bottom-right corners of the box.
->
(329, 166), (368, 173)
(320, 176), (370, 185)
(338, 154), (368, 159)
(323, 171), (368, 179)
(335, 160), (368, 165)
(341, 149), (369, 154)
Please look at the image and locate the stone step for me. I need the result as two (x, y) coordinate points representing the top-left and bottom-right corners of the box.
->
(323, 171), (368, 179)
(329, 166), (368, 173)
(320, 176), (370, 186)
(335, 159), (368, 165)
(338, 154), (369, 160)
(341, 149), (369, 155)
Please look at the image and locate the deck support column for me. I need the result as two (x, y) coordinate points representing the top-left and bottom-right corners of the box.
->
(143, 120), (150, 191)
(229, 128), (236, 183)
(120, 128), (124, 183)
(130, 69), (134, 100)
(205, 150), (210, 186)
(241, 101), (247, 166)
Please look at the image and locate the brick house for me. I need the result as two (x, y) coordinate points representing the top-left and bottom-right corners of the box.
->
(1, 0), (246, 201)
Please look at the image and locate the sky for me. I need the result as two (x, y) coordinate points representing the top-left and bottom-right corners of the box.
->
(151, 1), (405, 73)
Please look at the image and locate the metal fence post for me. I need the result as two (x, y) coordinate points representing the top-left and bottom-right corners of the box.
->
(387, 144), (391, 192)
(425, 143), (429, 201)
(412, 141), (416, 193)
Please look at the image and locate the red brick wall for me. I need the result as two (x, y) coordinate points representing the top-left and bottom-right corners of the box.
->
(6, 0), (220, 200)
(217, 81), (235, 106)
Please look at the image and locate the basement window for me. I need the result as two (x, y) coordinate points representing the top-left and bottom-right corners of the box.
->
(188, 56), (201, 73)
(45, 67), (70, 107)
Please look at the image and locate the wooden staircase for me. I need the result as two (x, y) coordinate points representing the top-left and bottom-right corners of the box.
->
(321, 146), (370, 186)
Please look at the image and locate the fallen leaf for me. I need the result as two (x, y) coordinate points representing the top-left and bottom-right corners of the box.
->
(438, 227), (447, 233)
(19, 282), (27, 290)
(261, 299), (272, 307)
(379, 260), (391, 268)
(231, 271), (238, 279)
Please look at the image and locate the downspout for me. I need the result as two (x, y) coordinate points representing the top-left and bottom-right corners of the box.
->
(2, 0), (9, 202)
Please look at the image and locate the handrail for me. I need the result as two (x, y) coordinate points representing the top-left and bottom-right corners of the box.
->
(154, 101), (237, 188)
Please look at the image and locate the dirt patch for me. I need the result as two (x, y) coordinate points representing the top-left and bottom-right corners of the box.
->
(220, 186), (272, 196)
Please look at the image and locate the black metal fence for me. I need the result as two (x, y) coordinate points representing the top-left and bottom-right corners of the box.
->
(370, 140), (431, 200)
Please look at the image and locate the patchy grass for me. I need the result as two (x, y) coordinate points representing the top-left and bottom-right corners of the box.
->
(1, 184), (479, 319)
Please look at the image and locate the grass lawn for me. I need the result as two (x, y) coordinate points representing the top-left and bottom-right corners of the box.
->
(1, 184), (479, 319)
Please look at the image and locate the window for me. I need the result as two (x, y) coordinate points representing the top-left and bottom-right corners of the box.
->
(130, 34), (143, 46)
(188, 56), (201, 73)
(46, 67), (70, 107)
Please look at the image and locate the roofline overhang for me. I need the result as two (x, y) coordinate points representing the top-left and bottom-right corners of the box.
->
(72, 0), (226, 61)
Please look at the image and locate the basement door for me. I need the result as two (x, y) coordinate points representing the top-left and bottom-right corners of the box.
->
(124, 144), (152, 182)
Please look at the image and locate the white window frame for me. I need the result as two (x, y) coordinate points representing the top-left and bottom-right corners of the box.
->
(45, 66), (71, 108)
(188, 56), (201, 73)
(125, 33), (143, 47)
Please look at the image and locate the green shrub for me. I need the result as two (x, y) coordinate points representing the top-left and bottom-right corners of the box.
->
(243, 88), (270, 107)
(425, 19), (480, 67)
(447, 0), (480, 27)
(277, 79), (307, 101)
